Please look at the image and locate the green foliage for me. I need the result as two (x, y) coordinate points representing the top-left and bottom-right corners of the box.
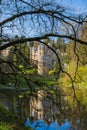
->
(44, 38), (51, 44)
(75, 66), (87, 84)
(19, 65), (24, 69)
(77, 44), (87, 65)
(12, 42), (30, 67)
(0, 105), (32, 130)
(31, 75), (55, 87)
(0, 121), (32, 130)
(0, 105), (15, 123)
(0, 123), (9, 130)
(23, 68), (37, 74)
(59, 63), (87, 115)
(48, 70), (55, 75)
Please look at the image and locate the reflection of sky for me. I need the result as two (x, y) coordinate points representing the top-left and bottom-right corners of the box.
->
(57, 0), (87, 14)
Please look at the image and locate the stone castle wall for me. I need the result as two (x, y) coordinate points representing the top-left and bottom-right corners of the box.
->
(29, 42), (57, 74)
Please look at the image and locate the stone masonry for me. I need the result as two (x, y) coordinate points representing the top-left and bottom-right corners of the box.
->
(29, 42), (57, 74)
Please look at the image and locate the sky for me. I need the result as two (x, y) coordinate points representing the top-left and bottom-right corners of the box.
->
(1, 0), (87, 38)
(58, 0), (87, 14)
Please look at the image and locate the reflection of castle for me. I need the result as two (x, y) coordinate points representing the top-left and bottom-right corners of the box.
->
(30, 91), (44, 119)
(30, 90), (59, 120)
(30, 42), (57, 74)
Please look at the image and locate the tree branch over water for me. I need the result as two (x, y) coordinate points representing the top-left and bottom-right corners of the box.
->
(0, 0), (87, 127)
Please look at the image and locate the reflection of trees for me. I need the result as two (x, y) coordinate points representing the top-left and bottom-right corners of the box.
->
(0, 0), (87, 129)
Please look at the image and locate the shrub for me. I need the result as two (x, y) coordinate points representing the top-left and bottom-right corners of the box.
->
(0, 105), (15, 123)
(0, 122), (9, 130)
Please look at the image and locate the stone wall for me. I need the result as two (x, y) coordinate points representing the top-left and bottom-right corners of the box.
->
(29, 42), (57, 74)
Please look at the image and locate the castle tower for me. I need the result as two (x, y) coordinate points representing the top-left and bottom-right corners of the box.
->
(29, 42), (57, 75)
(38, 43), (56, 74)
(29, 42), (38, 65)
(38, 44), (45, 74)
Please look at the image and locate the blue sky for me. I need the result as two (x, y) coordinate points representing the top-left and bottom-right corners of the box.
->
(1, 0), (87, 38)
(57, 0), (87, 14)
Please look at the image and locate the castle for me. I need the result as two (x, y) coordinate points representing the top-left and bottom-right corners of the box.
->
(29, 42), (57, 74)
(0, 41), (58, 74)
